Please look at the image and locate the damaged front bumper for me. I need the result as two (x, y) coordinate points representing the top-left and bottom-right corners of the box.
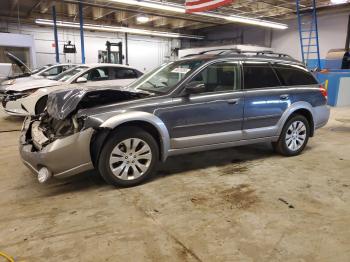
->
(19, 117), (95, 180)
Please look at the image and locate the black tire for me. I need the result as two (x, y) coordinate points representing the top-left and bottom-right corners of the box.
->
(35, 96), (48, 115)
(98, 126), (159, 187)
(273, 114), (310, 156)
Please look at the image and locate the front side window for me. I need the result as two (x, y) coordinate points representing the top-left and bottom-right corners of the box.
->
(129, 59), (205, 94)
(243, 62), (280, 89)
(272, 63), (318, 86)
(188, 62), (240, 93)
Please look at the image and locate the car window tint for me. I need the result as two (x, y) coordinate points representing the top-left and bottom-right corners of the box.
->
(46, 66), (61, 76)
(87, 67), (109, 81)
(62, 65), (72, 72)
(243, 62), (280, 89)
(189, 62), (240, 93)
(272, 63), (318, 86)
(112, 68), (138, 79)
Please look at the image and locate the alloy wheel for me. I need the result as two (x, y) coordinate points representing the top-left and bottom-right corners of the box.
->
(109, 138), (152, 180)
(285, 120), (307, 151)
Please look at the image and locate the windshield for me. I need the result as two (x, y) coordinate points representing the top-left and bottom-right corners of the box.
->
(129, 59), (205, 94)
(31, 65), (49, 75)
(52, 66), (88, 82)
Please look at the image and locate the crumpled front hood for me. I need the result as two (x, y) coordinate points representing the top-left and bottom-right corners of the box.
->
(46, 86), (150, 120)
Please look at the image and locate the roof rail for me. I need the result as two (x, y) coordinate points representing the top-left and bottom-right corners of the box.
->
(181, 48), (294, 60)
(199, 48), (241, 55)
(181, 48), (240, 58)
(256, 51), (292, 58)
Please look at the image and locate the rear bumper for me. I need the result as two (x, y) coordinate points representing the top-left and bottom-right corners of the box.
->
(313, 105), (330, 129)
(19, 117), (95, 178)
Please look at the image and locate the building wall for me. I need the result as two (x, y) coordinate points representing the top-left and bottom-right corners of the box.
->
(0, 32), (36, 66)
(182, 24), (273, 49)
(272, 11), (350, 60)
(2, 23), (180, 72)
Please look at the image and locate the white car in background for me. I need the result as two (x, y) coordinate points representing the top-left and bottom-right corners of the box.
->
(1, 52), (76, 86)
(1, 63), (142, 116)
(1, 63), (76, 86)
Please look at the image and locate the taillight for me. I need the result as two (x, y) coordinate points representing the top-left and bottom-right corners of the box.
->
(319, 84), (327, 99)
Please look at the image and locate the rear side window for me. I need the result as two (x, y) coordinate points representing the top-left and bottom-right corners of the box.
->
(272, 64), (317, 86)
(111, 68), (138, 79)
(243, 62), (280, 89)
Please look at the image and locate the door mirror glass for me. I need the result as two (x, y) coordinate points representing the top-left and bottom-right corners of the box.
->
(76, 77), (87, 83)
(184, 81), (206, 94)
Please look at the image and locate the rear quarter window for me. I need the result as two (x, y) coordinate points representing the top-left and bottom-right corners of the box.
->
(272, 64), (318, 86)
(243, 62), (281, 89)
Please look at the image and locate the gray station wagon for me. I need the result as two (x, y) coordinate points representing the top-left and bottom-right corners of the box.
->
(19, 50), (330, 187)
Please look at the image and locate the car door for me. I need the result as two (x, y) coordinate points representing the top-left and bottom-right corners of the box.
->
(242, 61), (292, 139)
(156, 61), (244, 149)
(79, 67), (110, 86)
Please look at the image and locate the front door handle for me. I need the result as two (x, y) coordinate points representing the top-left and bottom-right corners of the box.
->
(227, 98), (239, 105)
(280, 94), (289, 100)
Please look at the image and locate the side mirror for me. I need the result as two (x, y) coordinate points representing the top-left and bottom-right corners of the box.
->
(184, 82), (206, 95)
(76, 77), (87, 83)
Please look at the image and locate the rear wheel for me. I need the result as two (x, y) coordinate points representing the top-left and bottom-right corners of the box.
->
(35, 96), (48, 115)
(98, 127), (159, 187)
(273, 115), (310, 156)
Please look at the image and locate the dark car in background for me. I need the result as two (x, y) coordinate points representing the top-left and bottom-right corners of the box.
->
(19, 50), (330, 186)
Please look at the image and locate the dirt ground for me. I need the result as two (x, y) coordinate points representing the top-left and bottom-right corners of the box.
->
(0, 107), (349, 262)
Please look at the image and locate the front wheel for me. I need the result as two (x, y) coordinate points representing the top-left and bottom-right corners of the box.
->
(98, 127), (159, 187)
(35, 96), (48, 115)
(273, 115), (310, 156)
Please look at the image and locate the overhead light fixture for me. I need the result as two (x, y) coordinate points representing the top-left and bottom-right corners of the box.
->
(201, 12), (288, 29)
(330, 0), (347, 4)
(136, 15), (150, 24)
(109, 0), (288, 29)
(35, 19), (204, 39)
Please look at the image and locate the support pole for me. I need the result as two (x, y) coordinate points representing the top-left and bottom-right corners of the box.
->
(312, 0), (321, 69)
(79, 1), (85, 64)
(296, 0), (305, 64)
(52, 5), (59, 63)
(125, 33), (128, 65)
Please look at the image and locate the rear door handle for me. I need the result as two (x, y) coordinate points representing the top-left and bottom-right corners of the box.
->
(227, 98), (239, 104)
(280, 94), (289, 100)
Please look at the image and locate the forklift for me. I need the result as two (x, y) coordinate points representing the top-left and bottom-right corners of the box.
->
(98, 41), (124, 64)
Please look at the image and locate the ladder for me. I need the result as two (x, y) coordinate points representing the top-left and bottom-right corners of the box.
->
(296, 0), (321, 69)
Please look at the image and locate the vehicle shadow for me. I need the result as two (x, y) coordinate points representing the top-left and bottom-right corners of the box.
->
(43, 142), (278, 195)
(41, 142), (313, 195)
(155, 143), (276, 180)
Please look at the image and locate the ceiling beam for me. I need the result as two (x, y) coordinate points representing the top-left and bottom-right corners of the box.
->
(27, 0), (45, 17)
(62, 0), (220, 25)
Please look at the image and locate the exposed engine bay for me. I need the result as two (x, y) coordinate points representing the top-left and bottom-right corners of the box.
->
(46, 87), (149, 120)
(29, 87), (150, 150)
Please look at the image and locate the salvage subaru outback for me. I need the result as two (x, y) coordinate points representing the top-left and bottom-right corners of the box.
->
(20, 50), (330, 187)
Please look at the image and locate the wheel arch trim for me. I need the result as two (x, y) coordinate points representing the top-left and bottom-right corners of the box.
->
(99, 111), (170, 161)
(276, 102), (315, 136)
